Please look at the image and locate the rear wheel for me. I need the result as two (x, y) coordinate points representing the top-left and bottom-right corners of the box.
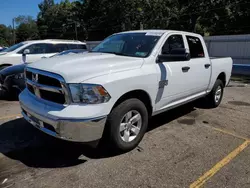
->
(105, 99), (148, 151)
(206, 79), (224, 108)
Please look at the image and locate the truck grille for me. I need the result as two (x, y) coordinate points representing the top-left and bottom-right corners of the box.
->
(25, 68), (70, 105)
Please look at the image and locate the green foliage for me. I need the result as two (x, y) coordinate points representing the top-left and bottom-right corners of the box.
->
(37, 0), (78, 39)
(0, 24), (12, 46)
(15, 16), (39, 42)
(1, 0), (250, 43)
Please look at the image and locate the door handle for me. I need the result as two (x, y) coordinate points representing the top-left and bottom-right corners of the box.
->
(204, 64), (211, 68)
(182, 66), (190, 72)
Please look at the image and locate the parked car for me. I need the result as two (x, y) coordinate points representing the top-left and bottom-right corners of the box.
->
(19, 30), (233, 151)
(0, 47), (8, 52)
(0, 49), (87, 99)
(0, 39), (87, 70)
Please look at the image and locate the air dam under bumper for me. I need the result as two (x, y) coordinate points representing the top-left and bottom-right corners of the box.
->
(19, 93), (107, 143)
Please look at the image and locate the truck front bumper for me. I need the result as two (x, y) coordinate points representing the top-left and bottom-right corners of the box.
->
(19, 90), (107, 142)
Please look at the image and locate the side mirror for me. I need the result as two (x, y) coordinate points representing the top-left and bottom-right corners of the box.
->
(21, 49), (30, 64)
(23, 49), (30, 55)
(157, 48), (190, 62)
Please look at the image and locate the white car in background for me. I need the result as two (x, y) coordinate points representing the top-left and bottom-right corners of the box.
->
(0, 39), (87, 69)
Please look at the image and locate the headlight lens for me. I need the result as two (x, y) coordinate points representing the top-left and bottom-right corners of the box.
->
(69, 84), (111, 104)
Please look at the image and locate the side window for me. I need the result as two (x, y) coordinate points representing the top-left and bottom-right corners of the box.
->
(186, 36), (205, 58)
(68, 44), (87, 50)
(162, 35), (184, 54)
(78, 44), (87, 49)
(68, 44), (78, 50)
(18, 43), (49, 54)
(49, 44), (68, 53)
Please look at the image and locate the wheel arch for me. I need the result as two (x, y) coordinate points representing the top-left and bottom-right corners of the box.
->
(111, 89), (153, 117)
(0, 64), (12, 70)
(217, 72), (226, 87)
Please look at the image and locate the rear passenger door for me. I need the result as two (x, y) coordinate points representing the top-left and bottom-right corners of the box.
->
(185, 35), (211, 93)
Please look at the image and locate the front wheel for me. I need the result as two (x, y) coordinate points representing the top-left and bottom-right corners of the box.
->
(0, 85), (8, 99)
(105, 99), (148, 151)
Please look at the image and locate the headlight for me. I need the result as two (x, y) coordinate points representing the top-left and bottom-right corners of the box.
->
(69, 84), (111, 104)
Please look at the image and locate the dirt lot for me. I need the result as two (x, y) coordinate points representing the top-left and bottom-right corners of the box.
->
(0, 81), (250, 188)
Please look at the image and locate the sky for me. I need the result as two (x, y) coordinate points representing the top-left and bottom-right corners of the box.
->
(0, 0), (67, 26)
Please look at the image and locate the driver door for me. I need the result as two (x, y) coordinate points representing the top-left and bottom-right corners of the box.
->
(155, 34), (192, 111)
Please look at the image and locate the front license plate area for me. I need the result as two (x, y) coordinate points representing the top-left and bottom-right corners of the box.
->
(28, 114), (44, 128)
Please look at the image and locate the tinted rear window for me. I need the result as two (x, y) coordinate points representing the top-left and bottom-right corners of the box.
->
(78, 44), (87, 49)
(49, 44), (68, 53)
(186, 36), (205, 58)
(68, 44), (87, 50)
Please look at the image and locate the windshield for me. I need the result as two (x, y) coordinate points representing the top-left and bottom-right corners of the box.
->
(92, 32), (162, 58)
(2, 42), (25, 53)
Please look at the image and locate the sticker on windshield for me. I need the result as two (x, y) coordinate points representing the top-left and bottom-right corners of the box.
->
(145, 32), (163, 36)
(135, 52), (147, 57)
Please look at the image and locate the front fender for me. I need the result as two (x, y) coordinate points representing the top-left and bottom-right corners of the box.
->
(83, 67), (159, 114)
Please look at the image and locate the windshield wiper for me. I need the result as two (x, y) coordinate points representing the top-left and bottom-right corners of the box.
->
(89, 51), (130, 57)
(99, 51), (129, 56)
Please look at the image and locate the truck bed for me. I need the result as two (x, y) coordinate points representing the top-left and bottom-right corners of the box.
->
(208, 57), (233, 90)
(210, 57), (229, 59)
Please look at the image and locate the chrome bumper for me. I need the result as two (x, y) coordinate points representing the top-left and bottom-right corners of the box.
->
(20, 102), (107, 142)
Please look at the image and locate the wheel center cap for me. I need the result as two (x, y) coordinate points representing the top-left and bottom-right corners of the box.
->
(127, 123), (132, 130)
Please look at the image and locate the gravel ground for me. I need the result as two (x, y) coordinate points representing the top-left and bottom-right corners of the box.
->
(0, 81), (250, 188)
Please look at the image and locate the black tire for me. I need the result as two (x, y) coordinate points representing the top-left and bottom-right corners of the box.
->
(0, 75), (11, 100)
(105, 98), (148, 151)
(206, 79), (224, 108)
(0, 86), (8, 99)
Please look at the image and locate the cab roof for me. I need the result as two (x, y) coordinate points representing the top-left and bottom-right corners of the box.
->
(23, 39), (86, 44)
(119, 29), (201, 37)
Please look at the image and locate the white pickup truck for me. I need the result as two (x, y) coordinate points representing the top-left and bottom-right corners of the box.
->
(19, 30), (233, 151)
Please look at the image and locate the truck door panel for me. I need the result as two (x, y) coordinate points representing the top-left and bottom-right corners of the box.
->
(155, 34), (192, 110)
(184, 35), (211, 93)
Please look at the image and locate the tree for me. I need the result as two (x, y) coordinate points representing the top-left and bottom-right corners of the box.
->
(173, 0), (250, 35)
(37, 0), (78, 39)
(142, 0), (179, 30)
(37, 0), (55, 39)
(15, 16), (39, 42)
(0, 24), (13, 46)
(35, 0), (250, 40)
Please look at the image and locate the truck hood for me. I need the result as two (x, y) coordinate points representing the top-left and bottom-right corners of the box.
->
(28, 52), (144, 83)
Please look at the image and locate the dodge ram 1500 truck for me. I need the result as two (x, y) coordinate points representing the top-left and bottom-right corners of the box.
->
(19, 30), (233, 151)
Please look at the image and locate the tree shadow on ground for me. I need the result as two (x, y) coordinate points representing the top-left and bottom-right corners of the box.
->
(0, 103), (196, 168)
